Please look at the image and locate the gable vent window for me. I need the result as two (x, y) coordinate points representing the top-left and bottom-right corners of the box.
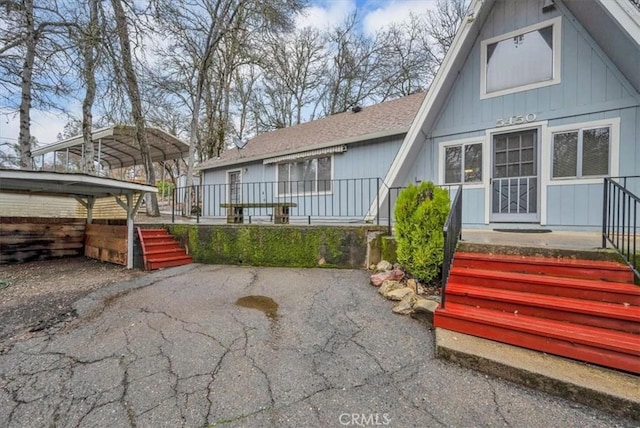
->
(481, 17), (561, 98)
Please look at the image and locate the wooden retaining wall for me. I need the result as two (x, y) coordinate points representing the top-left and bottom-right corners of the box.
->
(0, 217), (86, 264)
(84, 224), (128, 266)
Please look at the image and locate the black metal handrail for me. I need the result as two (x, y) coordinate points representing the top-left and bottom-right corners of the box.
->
(602, 177), (639, 279)
(441, 185), (463, 309)
(172, 178), (382, 224)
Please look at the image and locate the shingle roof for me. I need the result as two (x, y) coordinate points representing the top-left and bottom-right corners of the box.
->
(198, 91), (426, 170)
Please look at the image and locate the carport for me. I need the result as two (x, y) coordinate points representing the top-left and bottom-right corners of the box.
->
(0, 169), (157, 268)
(30, 125), (189, 172)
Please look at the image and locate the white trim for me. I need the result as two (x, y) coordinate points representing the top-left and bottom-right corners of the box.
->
(546, 117), (620, 186)
(480, 17), (562, 99)
(600, 0), (640, 45)
(438, 137), (485, 187)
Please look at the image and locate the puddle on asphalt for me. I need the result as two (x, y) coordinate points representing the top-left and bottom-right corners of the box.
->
(235, 295), (279, 320)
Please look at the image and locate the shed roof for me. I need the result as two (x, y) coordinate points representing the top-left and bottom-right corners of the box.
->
(31, 125), (190, 170)
(0, 169), (158, 198)
(198, 92), (427, 170)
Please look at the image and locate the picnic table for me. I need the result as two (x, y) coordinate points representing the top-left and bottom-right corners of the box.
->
(220, 202), (297, 224)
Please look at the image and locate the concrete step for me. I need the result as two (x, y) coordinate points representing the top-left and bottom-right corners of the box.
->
(453, 251), (634, 283)
(434, 303), (640, 374)
(449, 267), (640, 305)
(435, 328), (640, 422)
(446, 282), (640, 333)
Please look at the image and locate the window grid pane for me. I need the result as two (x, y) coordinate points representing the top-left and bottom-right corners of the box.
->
(552, 132), (578, 178)
(445, 146), (462, 184)
(464, 144), (483, 182)
(582, 127), (609, 176)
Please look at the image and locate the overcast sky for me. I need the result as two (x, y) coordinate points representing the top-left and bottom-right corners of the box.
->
(0, 0), (437, 149)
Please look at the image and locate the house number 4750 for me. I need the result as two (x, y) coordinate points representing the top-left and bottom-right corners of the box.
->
(496, 113), (537, 127)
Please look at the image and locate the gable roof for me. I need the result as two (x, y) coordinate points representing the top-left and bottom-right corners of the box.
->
(197, 91), (426, 170)
(366, 0), (640, 220)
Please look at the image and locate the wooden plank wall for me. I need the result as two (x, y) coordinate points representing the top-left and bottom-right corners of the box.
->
(84, 224), (128, 266)
(0, 217), (86, 264)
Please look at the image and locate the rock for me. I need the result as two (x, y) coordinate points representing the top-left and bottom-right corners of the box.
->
(410, 298), (439, 324)
(385, 287), (414, 301)
(392, 293), (417, 314)
(317, 257), (326, 266)
(370, 268), (405, 287)
(407, 278), (417, 293)
(376, 260), (393, 272)
(369, 264), (377, 271)
(378, 280), (405, 296)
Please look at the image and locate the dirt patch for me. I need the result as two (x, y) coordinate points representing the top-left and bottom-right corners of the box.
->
(0, 257), (146, 341)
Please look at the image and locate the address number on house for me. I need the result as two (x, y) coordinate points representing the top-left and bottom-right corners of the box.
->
(496, 113), (537, 127)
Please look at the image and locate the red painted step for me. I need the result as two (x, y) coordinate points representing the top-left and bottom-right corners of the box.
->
(454, 252), (635, 283)
(449, 267), (640, 305)
(446, 282), (640, 333)
(434, 303), (640, 374)
(137, 227), (191, 271)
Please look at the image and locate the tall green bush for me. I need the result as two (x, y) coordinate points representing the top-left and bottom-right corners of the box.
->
(394, 181), (450, 282)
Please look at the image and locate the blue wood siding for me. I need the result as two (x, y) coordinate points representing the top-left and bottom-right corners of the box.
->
(405, 0), (640, 229)
(546, 184), (603, 227)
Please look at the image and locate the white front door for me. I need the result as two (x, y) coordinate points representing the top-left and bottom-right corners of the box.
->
(228, 170), (242, 203)
(491, 129), (539, 222)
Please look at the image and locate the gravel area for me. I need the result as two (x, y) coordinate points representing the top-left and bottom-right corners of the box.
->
(0, 257), (146, 342)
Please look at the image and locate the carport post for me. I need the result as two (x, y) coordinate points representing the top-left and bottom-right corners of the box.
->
(117, 191), (145, 269)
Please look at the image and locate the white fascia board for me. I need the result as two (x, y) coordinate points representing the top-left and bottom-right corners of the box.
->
(365, 0), (493, 220)
(0, 170), (158, 194)
(196, 127), (409, 171)
(31, 126), (116, 155)
(601, 0), (640, 44)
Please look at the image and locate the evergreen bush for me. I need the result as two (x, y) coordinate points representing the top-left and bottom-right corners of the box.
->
(394, 181), (450, 282)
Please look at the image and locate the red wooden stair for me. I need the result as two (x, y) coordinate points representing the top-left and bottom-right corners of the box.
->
(434, 251), (640, 375)
(137, 227), (192, 270)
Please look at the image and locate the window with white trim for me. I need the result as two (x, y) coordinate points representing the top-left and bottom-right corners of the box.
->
(481, 17), (561, 98)
(277, 156), (331, 196)
(552, 126), (610, 179)
(444, 143), (483, 184)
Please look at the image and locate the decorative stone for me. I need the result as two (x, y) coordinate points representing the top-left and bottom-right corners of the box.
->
(318, 257), (326, 266)
(410, 298), (439, 324)
(376, 260), (393, 272)
(392, 293), (417, 314)
(370, 269), (405, 287)
(385, 287), (414, 301)
(407, 278), (418, 293)
(378, 280), (405, 296)
(369, 264), (377, 271)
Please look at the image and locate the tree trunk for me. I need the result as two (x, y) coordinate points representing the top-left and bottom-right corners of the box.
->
(82, 0), (99, 174)
(18, 0), (36, 170)
(111, 0), (159, 216)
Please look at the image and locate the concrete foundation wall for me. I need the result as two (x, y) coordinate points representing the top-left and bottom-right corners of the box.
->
(165, 224), (387, 269)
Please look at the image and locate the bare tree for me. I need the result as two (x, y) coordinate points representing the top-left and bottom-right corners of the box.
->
(0, 0), (76, 169)
(109, 0), (159, 215)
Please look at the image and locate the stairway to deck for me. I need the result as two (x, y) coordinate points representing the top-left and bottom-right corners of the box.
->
(137, 227), (192, 271)
(434, 248), (640, 375)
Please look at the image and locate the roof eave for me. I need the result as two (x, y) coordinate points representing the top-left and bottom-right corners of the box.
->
(197, 126), (410, 171)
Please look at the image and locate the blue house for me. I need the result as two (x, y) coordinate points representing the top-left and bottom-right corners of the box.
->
(196, 92), (425, 222)
(377, 0), (640, 229)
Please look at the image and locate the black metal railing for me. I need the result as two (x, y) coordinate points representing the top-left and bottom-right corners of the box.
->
(172, 178), (382, 224)
(602, 176), (640, 279)
(441, 185), (463, 309)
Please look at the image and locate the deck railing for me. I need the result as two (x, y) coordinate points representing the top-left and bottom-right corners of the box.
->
(441, 185), (463, 309)
(173, 178), (383, 225)
(602, 176), (640, 278)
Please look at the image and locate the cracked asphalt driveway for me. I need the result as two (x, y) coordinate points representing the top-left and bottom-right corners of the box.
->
(0, 264), (634, 427)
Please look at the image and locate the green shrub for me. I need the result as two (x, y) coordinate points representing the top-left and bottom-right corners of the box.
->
(394, 181), (450, 282)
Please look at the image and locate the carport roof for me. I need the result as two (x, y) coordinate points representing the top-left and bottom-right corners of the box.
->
(0, 169), (158, 198)
(31, 125), (189, 169)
